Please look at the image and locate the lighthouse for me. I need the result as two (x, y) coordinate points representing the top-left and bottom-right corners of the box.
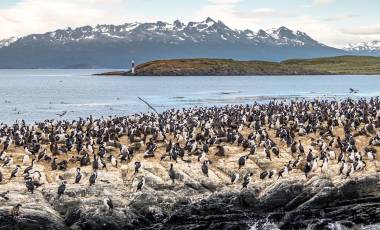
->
(131, 60), (135, 74)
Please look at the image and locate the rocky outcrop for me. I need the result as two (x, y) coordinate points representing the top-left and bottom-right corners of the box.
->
(1, 173), (379, 230)
(160, 174), (380, 230)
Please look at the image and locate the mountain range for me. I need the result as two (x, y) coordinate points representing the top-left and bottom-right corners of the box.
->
(344, 41), (380, 56)
(0, 17), (378, 69)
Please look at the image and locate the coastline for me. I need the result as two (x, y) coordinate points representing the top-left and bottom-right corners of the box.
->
(0, 100), (380, 229)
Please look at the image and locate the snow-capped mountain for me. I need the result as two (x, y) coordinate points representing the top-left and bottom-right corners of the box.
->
(344, 41), (380, 55)
(13, 18), (323, 47)
(0, 37), (17, 48)
(0, 18), (345, 68)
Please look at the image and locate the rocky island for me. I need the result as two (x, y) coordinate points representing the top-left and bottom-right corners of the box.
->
(96, 56), (380, 76)
(0, 99), (380, 229)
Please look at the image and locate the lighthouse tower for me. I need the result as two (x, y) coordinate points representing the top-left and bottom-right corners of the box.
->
(131, 60), (135, 74)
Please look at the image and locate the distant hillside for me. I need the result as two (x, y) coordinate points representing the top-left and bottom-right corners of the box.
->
(97, 56), (380, 76)
(0, 18), (347, 69)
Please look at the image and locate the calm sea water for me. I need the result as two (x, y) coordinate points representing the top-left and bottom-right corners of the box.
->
(0, 69), (380, 123)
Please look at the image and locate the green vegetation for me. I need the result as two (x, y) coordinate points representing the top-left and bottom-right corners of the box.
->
(96, 56), (380, 76)
(282, 56), (380, 75)
(128, 58), (327, 76)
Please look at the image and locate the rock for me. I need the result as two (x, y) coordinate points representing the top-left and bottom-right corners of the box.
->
(1, 173), (379, 229)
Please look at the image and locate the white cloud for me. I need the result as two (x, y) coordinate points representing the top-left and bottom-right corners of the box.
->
(342, 25), (380, 35)
(313, 0), (334, 6)
(207, 0), (241, 4)
(236, 8), (294, 19)
(0, 0), (132, 39)
(324, 14), (359, 22)
(283, 15), (380, 48)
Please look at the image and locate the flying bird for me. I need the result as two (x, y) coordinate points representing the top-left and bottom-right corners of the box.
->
(56, 111), (67, 117)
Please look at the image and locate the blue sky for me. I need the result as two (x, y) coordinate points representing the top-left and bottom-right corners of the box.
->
(0, 0), (20, 8)
(0, 0), (379, 47)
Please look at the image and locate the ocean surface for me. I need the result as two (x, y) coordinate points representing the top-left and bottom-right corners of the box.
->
(0, 69), (380, 123)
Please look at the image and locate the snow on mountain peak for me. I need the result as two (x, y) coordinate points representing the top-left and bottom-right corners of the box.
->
(345, 40), (380, 53)
(1, 18), (324, 48)
(0, 37), (18, 48)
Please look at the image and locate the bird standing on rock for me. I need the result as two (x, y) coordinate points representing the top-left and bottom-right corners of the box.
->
(238, 155), (249, 169)
(104, 197), (114, 212)
(3, 156), (13, 167)
(25, 177), (35, 193)
(304, 162), (312, 178)
(89, 171), (98, 186)
(136, 177), (145, 191)
(242, 172), (253, 189)
(58, 181), (66, 198)
(0, 191), (9, 200)
(168, 163), (176, 184)
(134, 162), (142, 174)
(231, 172), (239, 184)
(10, 165), (21, 180)
(75, 168), (82, 184)
(201, 161), (209, 177)
(11, 204), (22, 217)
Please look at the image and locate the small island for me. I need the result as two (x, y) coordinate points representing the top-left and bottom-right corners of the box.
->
(95, 56), (380, 76)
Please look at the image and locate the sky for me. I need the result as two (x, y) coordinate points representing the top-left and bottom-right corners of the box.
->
(0, 0), (379, 47)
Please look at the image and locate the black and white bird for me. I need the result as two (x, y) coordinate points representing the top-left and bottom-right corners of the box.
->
(136, 177), (145, 191)
(11, 204), (22, 217)
(51, 158), (58, 171)
(0, 191), (9, 200)
(110, 155), (118, 168)
(306, 149), (313, 162)
(2, 156), (13, 167)
(230, 172), (239, 184)
(278, 163), (291, 179)
(37, 149), (47, 162)
(22, 154), (30, 166)
(298, 141), (305, 155)
(10, 165), (21, 180)
(339, 160), (348, 176)
(321, 157), (329, 174)
(264, 147), (271, 161)
(304, 162), (312, 178)
(168, 163), (176, 184)
(74, 168), (82, 184)
(367, 151), (376, 161)
(23, 159), (35, 175)
(292, 155), (301, 168)
(201, 161), (209, 177)
(346, 163), (355, 178)
(103, 197), (114, 211)
(57, 181), (67, 198)
(89, 171), (98, 186)
(272, 146), (280, 158)
(242, 172), (253, 189)
(25, 177), (36, 193)
(134, 162), (142, 174)
(238, 155), (249, 169)
(260, 171), (270, 180)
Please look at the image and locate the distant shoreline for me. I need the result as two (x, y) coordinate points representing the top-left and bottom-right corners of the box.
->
(94, 56), (380, 76)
